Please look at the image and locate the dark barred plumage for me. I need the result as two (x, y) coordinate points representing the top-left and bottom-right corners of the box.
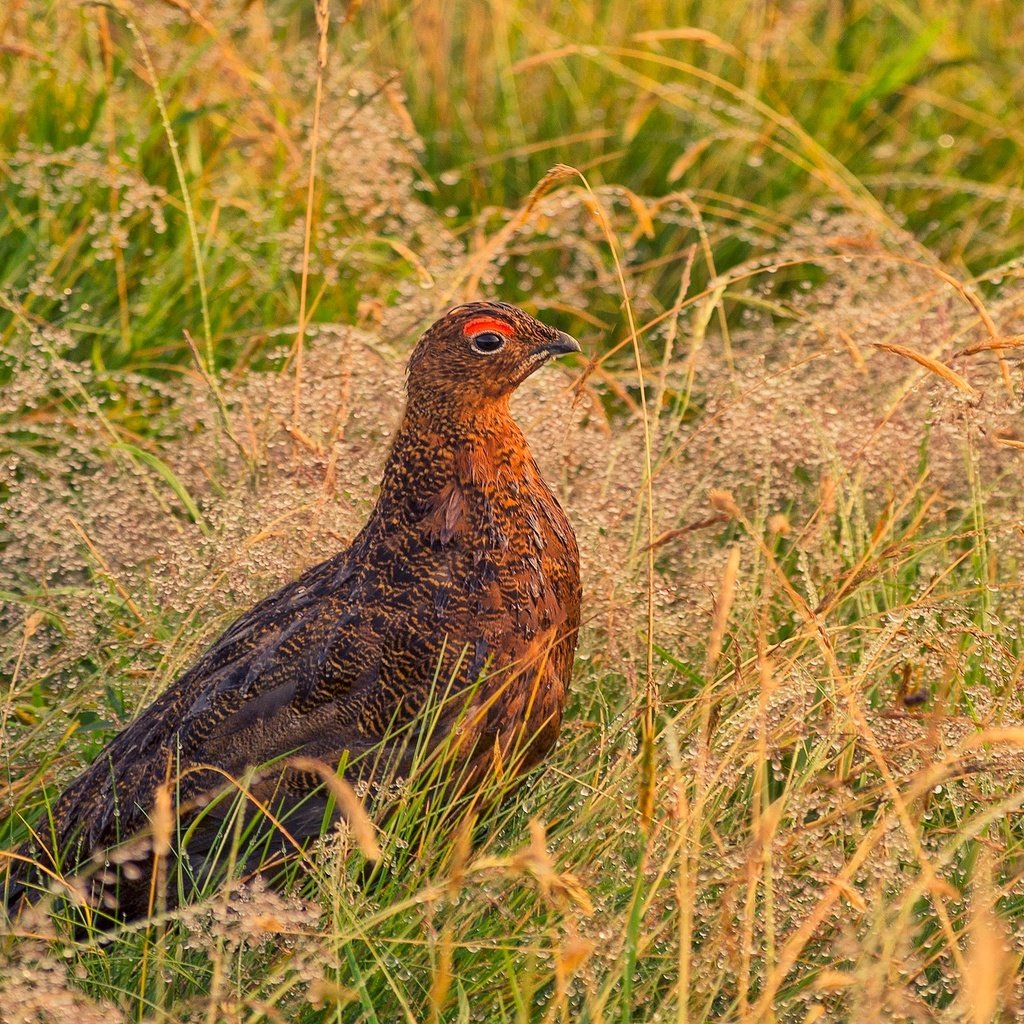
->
(5, 302), (582, 920)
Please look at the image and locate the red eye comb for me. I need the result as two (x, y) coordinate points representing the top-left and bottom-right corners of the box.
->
(463, 317), (514, 337)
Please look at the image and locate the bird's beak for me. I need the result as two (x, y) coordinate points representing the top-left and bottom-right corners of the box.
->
(540, 331), (582, 358)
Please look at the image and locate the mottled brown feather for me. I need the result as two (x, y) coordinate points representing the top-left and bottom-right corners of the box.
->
(5, 301), (582, 918)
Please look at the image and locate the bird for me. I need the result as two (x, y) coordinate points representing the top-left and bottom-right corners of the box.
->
(5, 301), (582, 921)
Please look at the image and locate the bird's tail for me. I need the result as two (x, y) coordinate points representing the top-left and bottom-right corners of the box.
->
(3, 846), (49, 922)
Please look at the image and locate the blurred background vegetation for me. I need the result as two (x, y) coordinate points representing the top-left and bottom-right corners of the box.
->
(2, 0), (1022, 374)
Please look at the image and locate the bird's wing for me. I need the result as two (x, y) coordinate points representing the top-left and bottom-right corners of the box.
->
(44, 547), (375, 858)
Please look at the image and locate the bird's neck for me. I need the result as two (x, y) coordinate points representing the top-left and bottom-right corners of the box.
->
(378, 397), (538, 507)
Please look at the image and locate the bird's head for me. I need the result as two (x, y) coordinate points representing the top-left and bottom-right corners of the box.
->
(406, 302), (580, 407)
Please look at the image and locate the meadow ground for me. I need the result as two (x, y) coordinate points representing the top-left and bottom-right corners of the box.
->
(2, 2), (1024, 1021)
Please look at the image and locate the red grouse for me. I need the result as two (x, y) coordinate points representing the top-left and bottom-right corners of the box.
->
(6, 301), (582, 919)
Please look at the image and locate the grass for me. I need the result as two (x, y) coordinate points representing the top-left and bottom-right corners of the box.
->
(2, 1), (1024, 1021)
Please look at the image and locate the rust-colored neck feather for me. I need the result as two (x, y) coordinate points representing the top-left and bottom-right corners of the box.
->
(377, 395), (536, 515)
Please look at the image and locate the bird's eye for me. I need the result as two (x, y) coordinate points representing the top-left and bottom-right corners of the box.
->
(470, 331), (506, 354)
